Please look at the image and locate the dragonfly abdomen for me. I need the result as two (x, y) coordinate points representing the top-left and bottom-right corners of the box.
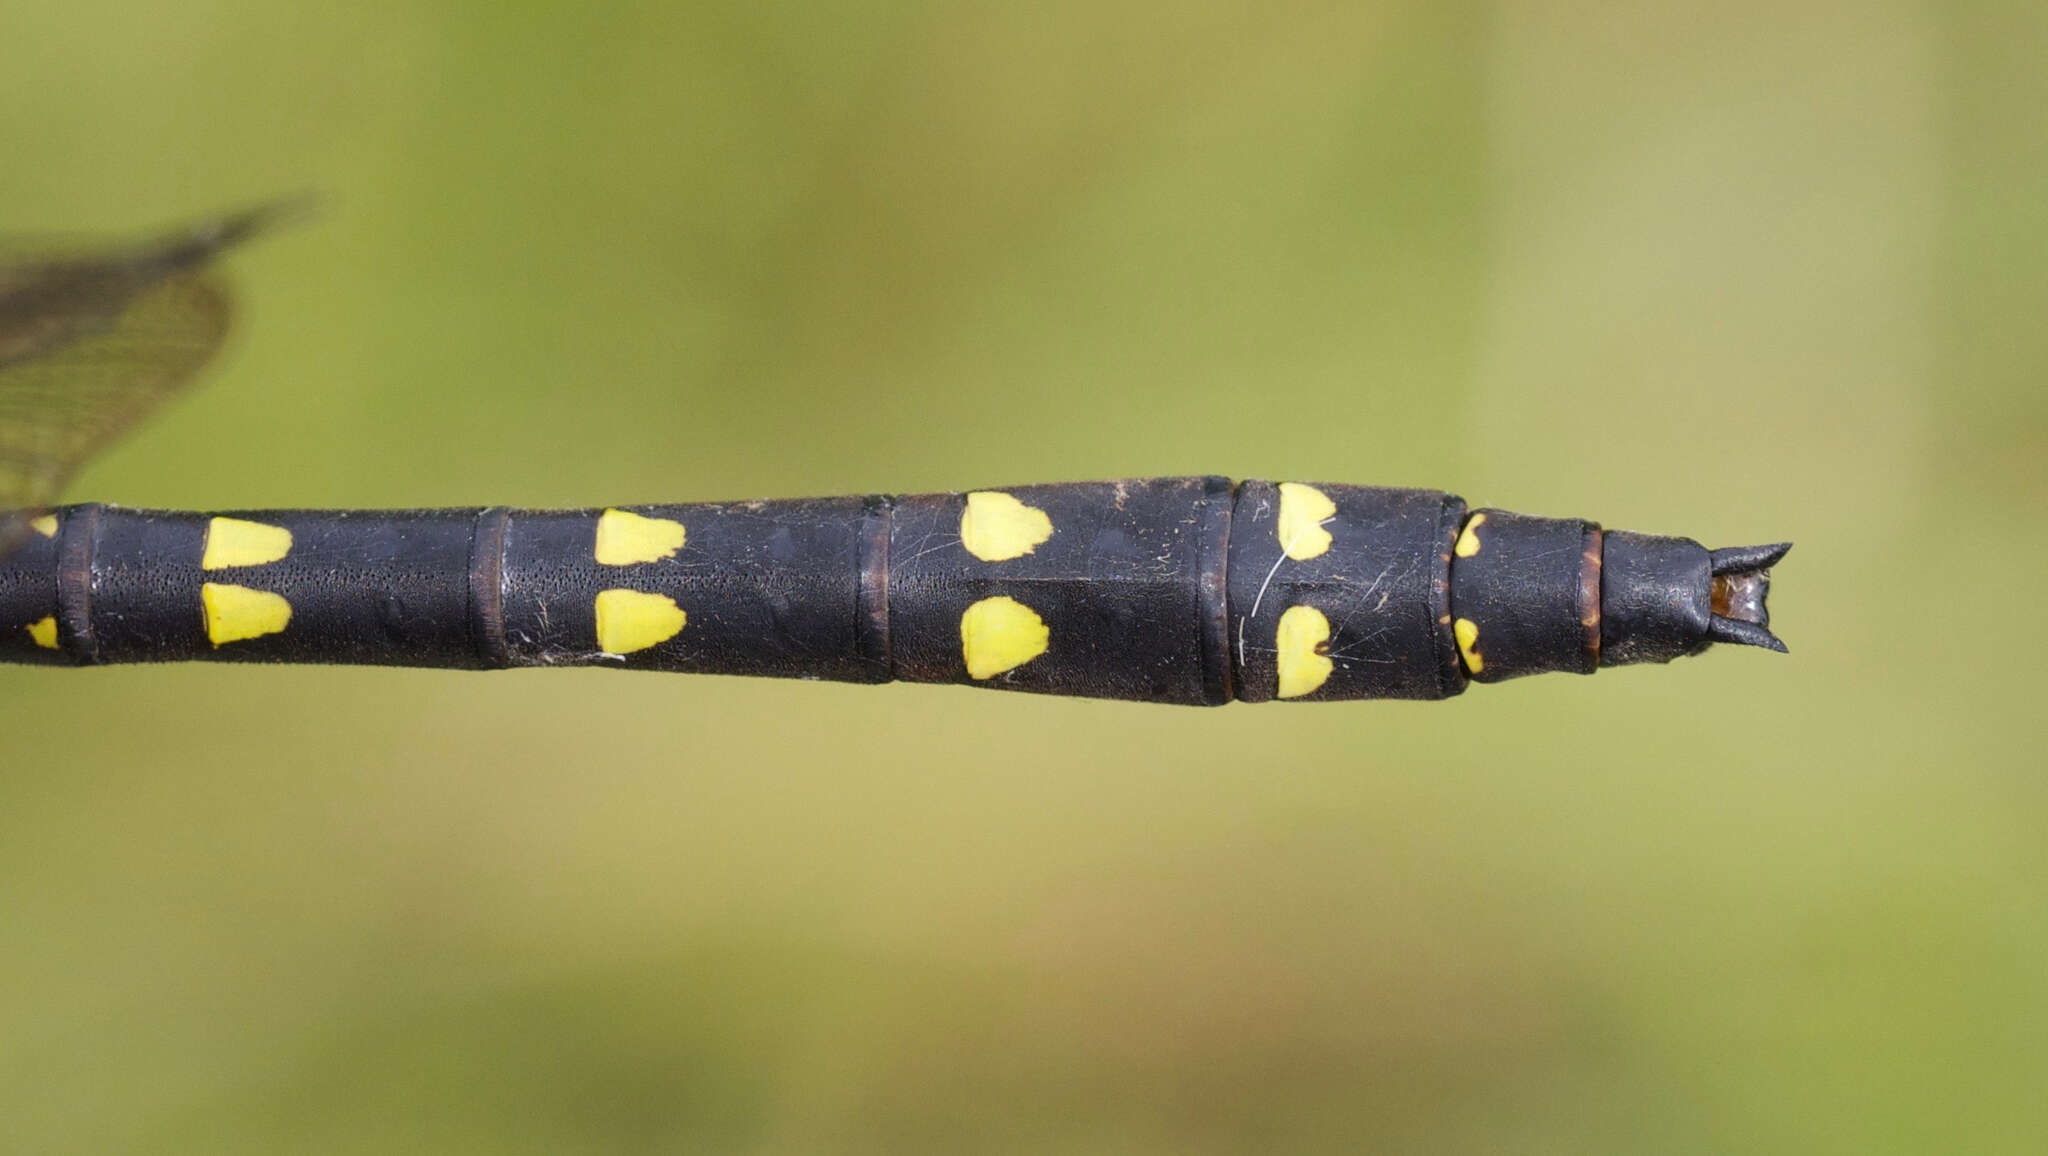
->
(0, 478), (1787, 703)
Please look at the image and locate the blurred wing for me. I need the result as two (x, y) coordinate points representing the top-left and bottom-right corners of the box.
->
(0, 273), (232, 560)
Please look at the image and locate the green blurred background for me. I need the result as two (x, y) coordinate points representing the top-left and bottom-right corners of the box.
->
(2, 1), (2043, 1151)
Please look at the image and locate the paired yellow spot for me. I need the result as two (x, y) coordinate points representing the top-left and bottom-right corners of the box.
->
(1454, 513), (1486, 558)
(26, 616), (58, 649)
(197, 522), (294, 646)
(1454, 617), (1483, 674)
(594, 588), (687, 655)
(595, 509), (687, 566)
(202, 518), (293, 570)
(960, 491), (1054, 562)
(1275, 604), (1334, 699)
(202, 583), (293, 646)
(591, 513), (689, 652)
(29, 515), (57, 538)
(1276, 483), (1336, 560)
(960, 595), (1049, 679)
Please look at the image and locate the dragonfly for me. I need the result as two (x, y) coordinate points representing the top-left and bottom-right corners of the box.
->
(0, 203), (1788, 705)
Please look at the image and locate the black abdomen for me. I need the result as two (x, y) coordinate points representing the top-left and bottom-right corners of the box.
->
(0, 479), (1786, 701)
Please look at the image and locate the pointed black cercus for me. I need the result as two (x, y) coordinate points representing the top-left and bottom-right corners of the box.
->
(1709, 542), (1794, 575)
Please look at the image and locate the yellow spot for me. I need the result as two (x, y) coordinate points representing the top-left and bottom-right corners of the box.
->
(29, 515), (57, 538)
(202, 583), (292, 646)
(202, 518), (293, 570)
(594, 588), (686, 655)
(595, 509), (686, 566)
(960, 595), (1049, 679)
(1277, 483), (1336, 560)
(960, 492), (1054, 562)
(1276, 604), (1334, 699)
(26, 616), (58, 649)
(1454, 617), (1484, 674)
(1454, 513), (1487, 558)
